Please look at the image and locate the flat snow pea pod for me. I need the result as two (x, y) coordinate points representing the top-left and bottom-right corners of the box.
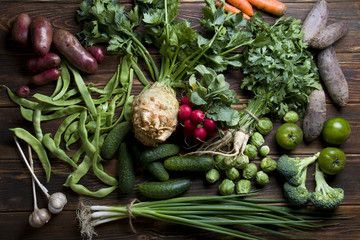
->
(123, 95), (134, 122)
(64, 154), (92, 186)
(131, 58), (150, 87)
(92, 153), (118, 186)
(1, 85), (38, 109)
(42, 133), (77, 168)
(53, 61), (71, 100)
(103, 64), (120, 94)
(41, 105), (86, 121)
(67, 63), (97, 117)
(64, 121), (79, 143)
(11, 128), (51, 182)
(20, 106), (34, 121)
(67, 179), (117, 197)
(65, 131), (79, 149)
(120, 55), (131, 86)
(61, 88), (80, 100)
(50, 74), (63, 98)
(54, 112), (80, 147)
(106, 94), (123, 126)
(79, 110), (97, 157)
(33, 93), (83, 106)
(33, 103), (46, 141)
(71, 145), (84, 164)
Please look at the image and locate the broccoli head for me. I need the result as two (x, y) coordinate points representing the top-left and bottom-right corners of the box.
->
(310, 163), (344, 209)
(277, 152), (319, 186)
(283, 168), (310, 205)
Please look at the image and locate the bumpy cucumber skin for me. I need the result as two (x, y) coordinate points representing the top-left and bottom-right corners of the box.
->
(101, 121), (131, 160)
(164, 155), (215, 172)
(140, 144), (180, 164)
(138, 179), (191, 199)
(118, 142), (135, 194)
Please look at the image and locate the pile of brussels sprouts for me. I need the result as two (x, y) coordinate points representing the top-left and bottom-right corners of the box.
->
(205, 117), (278, 195)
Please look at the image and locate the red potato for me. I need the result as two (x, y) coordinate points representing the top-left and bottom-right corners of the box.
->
(52, 29), (98, 74)
(11, 13), (31, 48)
(26, 52), (61, 73)
(317, 47), (349, 106)
(16, 85), (31, 98)
(31, 68), (61, 86)
(302, 89), (326, 142)
(30, 16), (53, 56)
(309, 22), (349, 49)
(301, 0), (328, 44)
(86, 46), (105, 63)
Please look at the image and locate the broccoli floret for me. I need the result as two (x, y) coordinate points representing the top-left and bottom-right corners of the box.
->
(277, 152), (319, 186)
(310, 163), (344, 209)
(283, 168), (310, 205)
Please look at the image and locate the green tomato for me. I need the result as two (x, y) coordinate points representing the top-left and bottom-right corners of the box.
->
(318, 147), (346, 175)
(322, 117), (351, 145)
(275, 123), (303, 150)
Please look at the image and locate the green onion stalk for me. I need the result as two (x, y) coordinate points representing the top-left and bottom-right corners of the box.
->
(77, 193), (350, 240)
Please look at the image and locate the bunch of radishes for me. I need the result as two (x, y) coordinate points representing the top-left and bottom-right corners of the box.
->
(178, 96), (218, 142)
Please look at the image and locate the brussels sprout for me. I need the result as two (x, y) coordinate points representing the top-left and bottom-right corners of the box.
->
(225, 167), (240, 180)
(218, 179), (235, 196)
(255, 171), (269, 185)
(256, 117), (273, 135)
(260, 157), (277, 173)
(259, 145), (270, 157)
(244, 144), (258, 160)
(215, 154), (227, 170)
(234, 155), (249, 169)
(283, 111), (299, 123)
(206, 169), (220, 183)
(242, 163), (258, 179)
(223, 156), (235, 169)
(249, 132), (265, 148)
(236, 179), (251, 194)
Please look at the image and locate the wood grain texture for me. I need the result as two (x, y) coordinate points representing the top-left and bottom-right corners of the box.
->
(0, 0), (359, 239)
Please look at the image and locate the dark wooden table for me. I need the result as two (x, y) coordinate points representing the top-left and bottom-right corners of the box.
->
(0, 0), (359, 239)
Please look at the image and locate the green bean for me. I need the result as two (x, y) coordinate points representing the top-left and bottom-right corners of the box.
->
(11, 128), (51, 182)
(71, 145), (84, 164)
(33, 103), (46, 141)
(41, 105), (65, 114)
(20, 106), (33, 121)
(1, 85), (38, 109)
(116, 94), (126, 108)
(79, 110), (97, 157)
(67, 63), (97, 117)
(42, 133), (77, 168)
(64, 154), (92, 186)
(54, 112), (80, 147)
(123, 95), (134, 122)
(61, 88), (80, 100)
(65, 131), (79, 149)
(53, 61), (71, 101)
(42, 106), (86, 121)
(106, 94), (123, 126)
(67, 179), (117, 198)
(33, 93), (83, 106)
(64, 121), (79, 143)
(131, 58), (150, 86)
(120, 55), (130, 86)
(103, 64), (120, 94)
(50, 74), (63, 98)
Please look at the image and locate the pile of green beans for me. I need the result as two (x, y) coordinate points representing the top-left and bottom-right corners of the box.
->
(5, 56), (139, 197)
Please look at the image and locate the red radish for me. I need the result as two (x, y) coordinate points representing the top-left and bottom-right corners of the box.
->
(191, 110), (205, 124)
(183, 119), (197, 131)
(203, 118), (217, 131)
(16, 85), (30, 97)
(178, 104), (192, 121)
(183, 128), (194, 137)
(180, 96), (193, 107)
(194, 127), (207, 141)
(207, 129), (218, 137)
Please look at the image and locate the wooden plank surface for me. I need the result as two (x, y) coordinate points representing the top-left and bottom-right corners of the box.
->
(0, 0), (359, 239)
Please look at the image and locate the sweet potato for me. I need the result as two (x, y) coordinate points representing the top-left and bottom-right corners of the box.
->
(302, 89), (326, 142)
(31, 68), (60, 86)
(11, 13), (31, 48)
(317, 46), (348, 106)
(52, 29), (98, 74)
(301, 0), (328, 44)
(30, 16), (53, 56)
(27, 52), (61, 73)
(309, 22), (349, 49)
(86, 46), (105, 64)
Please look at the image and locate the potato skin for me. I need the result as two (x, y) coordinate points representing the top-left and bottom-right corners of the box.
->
(317, 47), (348, 106)
(302, 89), (326, 142)
(52, 29), (98, 74)
(27, 52), (61, 73)
(310, 22), (349, 49)
(30, 16), (53, 56)
(301, 0), (328, 44)
(86, 46), (105, 63)
(31, 68), (60, 86)
(11, 13), (31, 48)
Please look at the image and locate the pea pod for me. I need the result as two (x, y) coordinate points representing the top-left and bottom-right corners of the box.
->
(79, 110), (97, 157)
(1, 85), (38, 109)
(64, 121), (79, 143)
(33, 93), (83, 106)
(11, 128), (51, 182)
(54, 112), (80, 147)
(67, 177), (117, 198)
(50, 74), (63, 98)
(42, 133), (77, 168)
(21, 105), (86, 122)
(52, 61), (71, 100)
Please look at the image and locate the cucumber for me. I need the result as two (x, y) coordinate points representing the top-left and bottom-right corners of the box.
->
(140, 143), (180, 164)
(138, 179), (191, 199)
(164, 155), (215, 172)
(130, 143), (169, 182)
(101, 121), (131, 160)
(118, 142), (135, 193)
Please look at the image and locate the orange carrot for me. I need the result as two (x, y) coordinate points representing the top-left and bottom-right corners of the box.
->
(226, 0), (254, 16)
(215, 1), (251, 19)
(247, 0), (287, 16)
